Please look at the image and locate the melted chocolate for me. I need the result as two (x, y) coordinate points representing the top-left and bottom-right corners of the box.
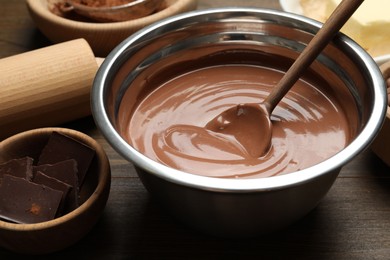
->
(119, 63), (353, 178)
(205, 102), (272, 158)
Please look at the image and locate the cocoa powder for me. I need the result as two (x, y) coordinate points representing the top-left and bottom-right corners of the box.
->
(48, 0), (166, 22)
(70, 0), (134, 7)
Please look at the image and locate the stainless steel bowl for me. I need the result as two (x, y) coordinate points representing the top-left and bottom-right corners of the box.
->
(91, 8), (387, 237)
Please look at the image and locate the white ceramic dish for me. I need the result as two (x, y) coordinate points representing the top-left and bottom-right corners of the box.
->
(279, 0), (390, 65)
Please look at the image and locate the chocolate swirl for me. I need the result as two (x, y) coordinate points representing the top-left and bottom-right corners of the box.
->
(122, 64), (350, 178)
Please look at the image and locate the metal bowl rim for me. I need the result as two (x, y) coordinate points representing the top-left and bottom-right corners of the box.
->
(91, 7), (387, 193)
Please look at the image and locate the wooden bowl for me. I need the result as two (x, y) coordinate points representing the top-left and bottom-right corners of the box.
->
(371, 61), (390, 166)
(26, 0), (198, 57)
(0, 127), (111, 254)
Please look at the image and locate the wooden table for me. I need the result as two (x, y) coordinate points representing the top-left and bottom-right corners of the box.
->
(1, 0), (389, 258)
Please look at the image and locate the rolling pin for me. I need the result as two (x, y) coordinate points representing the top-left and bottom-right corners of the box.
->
(0, 39), (102, 140)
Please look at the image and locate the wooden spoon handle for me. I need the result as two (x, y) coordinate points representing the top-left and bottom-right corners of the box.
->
(264, 0), (365, 113)
(0, 39), (99, 140)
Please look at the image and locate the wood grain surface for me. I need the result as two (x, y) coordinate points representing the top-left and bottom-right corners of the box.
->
(0, 0), (389, 258)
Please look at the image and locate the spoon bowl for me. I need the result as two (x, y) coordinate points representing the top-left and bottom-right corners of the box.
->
(205, 103), (271, 158)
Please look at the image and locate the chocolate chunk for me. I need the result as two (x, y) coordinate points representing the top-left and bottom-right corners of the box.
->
(33, 159), (79, 212)
(33, 171), (72, 216)
(0, 175), (63, 224)
(34, 159), (79, 188)
(0, 157), (33, 182)
(38, 132), (95, 186)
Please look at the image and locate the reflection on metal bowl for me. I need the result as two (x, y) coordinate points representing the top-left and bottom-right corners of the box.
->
(91, 8), (386, 237)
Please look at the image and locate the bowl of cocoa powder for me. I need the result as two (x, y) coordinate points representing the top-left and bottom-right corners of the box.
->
(63, 0), (161, 22)
(91, 8), (387, 237)
(26, 0), (198, 56)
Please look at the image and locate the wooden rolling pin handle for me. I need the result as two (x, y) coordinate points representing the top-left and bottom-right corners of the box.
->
(0, 39), (99, 140)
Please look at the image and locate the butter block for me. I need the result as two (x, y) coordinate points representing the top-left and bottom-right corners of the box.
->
(300, 0), (390, 57)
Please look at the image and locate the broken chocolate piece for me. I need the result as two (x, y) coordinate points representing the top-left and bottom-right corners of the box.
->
(0, 175), (63, 224)
(33, 171), (72, 216)
(0, 157), (33, 182)
(38, 132), (95, 186)
(33, 159), (79, 212)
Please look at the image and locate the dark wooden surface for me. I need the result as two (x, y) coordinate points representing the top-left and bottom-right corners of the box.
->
(1, 0), (390, 258)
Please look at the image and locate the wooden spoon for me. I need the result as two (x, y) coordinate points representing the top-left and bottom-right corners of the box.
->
(206, 0), (365, 158)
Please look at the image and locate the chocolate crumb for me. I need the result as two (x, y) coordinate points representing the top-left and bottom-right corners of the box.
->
(28, 203), (41, 215)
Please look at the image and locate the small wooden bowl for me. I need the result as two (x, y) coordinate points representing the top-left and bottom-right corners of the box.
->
(26, 0), (198, 57)
(371, 61), (390, 166)
(0, 127), (111, 254)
